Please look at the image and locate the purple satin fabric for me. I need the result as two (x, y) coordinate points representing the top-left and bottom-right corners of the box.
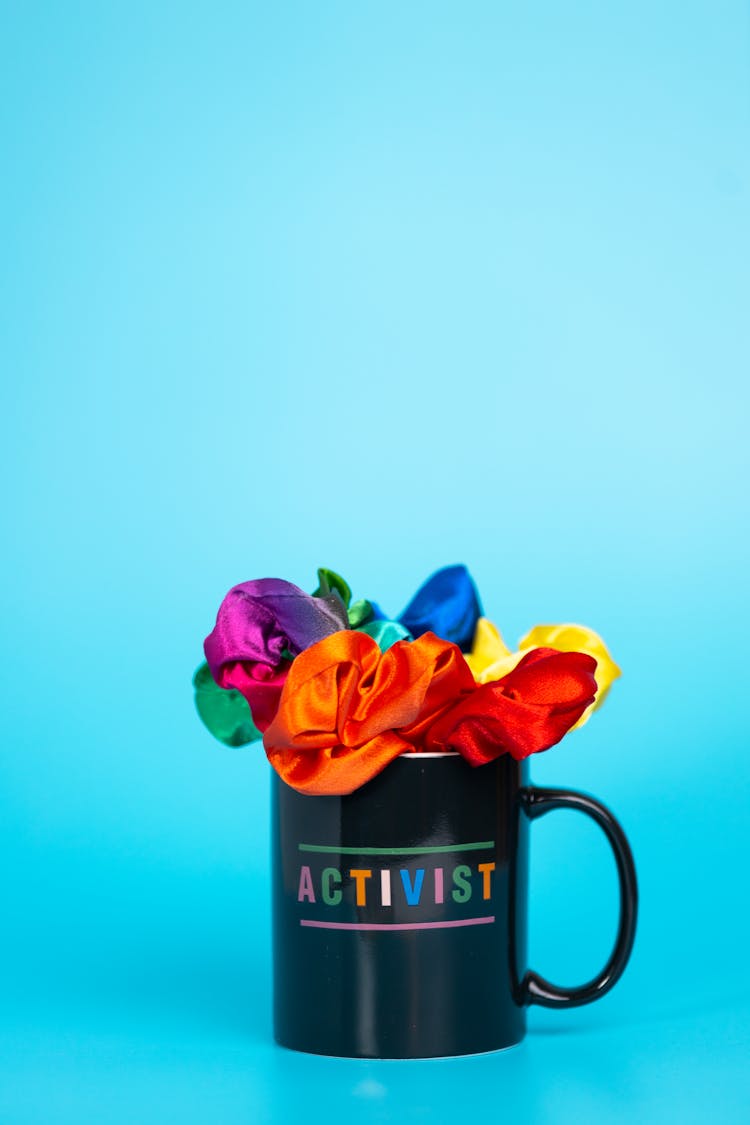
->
(204, 578), (349, 677)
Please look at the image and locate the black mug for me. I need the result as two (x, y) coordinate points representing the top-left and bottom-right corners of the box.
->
(271, 752), (637, 1058)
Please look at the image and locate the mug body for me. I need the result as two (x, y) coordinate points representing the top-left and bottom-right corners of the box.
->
(271, 752), (530, 1058)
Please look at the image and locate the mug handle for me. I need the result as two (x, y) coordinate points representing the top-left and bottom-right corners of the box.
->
(517, 786), (638, 1008)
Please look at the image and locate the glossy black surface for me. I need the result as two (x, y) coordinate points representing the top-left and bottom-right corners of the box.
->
(518, 786), (638, 1009)
(272, 754), (529, 1059)
(271, 757), (638, 1058)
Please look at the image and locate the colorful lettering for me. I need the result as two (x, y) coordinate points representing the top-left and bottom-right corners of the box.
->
(297, 865), (316, 903)
(350, 868), (372, 906)
(478, 862), (495, 900)
(400, 868), (425, 906)
(451, 864), (472, 903)
(321, 867), (342, 906)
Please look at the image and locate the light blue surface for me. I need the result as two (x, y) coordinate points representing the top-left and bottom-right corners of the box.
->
(1, 3), (749, 1122)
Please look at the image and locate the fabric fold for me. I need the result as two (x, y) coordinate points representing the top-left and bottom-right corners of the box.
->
(263, 632), (598, 795)
(397, 564), (482, 650)
(193, 661), (262, 746)
(263, 631), (470, 794)
(424, 648), (598, 764)
(203, 577), (349, 731)
(467, 617), (620, 728)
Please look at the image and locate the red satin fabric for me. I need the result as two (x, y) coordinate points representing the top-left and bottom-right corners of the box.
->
(263, 631), (598, 795)
(423, 647), (598, 764)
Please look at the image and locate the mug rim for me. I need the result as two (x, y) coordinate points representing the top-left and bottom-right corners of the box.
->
(399, 751), (461, 759)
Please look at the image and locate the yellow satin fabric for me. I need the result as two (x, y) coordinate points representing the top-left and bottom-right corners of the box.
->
(463, 618), (518, 682)
(465, 618), (620, 727)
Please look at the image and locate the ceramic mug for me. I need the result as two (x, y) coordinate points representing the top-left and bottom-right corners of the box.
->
(271, 751), (637, 1058)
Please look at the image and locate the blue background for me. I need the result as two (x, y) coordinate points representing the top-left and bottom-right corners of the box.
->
(2, 2), (749, 1122)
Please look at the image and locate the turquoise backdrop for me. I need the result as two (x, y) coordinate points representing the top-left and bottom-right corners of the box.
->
(1, 2), (748, 1122)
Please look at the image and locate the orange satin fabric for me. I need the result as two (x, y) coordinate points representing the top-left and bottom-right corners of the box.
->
(263, 631), (472, 795)
(263, 630), (598, 795)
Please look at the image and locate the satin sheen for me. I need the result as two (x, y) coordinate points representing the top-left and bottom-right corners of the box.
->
(196, 568), (610, 794)
(204, 578), (348, 671)
(203, 578), (348, 730)
(518, 623), (621, 724)
(358, 619), (413, 650)
(263, 631), (597, 795)
(193, 661), (262, 746)
(213, 657), (292, 731)
(347, 565), (482, 646)
(396, 564), (482, 649)
(466, 617), (621, 728)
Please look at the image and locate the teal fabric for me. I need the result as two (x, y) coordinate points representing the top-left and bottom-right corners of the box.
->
(358, 619), (413, 651)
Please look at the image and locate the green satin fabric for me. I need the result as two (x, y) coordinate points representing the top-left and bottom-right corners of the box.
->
(313, 567), (377, 629)
(312, 567), (407, 649)
(348, 598), (375, 627)
(193, 661), (262, 746)
(312, 567), (352, 609)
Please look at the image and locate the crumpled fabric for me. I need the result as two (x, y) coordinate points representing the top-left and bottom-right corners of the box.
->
(263, 630), (469, 795)
(205, 577), (348, 670)
(519, 624), (621, 722)
(357, 619), (413, 651)
(348, 564), (482, 650)
(465, 617), (621, 727)
(398, 564), (482, 649)
(211, 657), (292, 732)
(463, 617), (518, 681)
(312, 567), (351, 608)
(312, 564), (480, 650)
(263, 631), (598, 795)
(193, 661), (262, 746)
(203, 578), (348, 730)
(310, 567), (412, 649)
(424, 647), (600, 763)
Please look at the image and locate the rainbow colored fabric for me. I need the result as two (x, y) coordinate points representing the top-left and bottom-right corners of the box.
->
(195, 566), (619, 795)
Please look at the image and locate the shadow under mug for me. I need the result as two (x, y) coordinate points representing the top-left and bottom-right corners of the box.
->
(271, 752), (637, 1058)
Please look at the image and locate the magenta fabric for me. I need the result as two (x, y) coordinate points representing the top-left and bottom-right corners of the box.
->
(214, 658), (292, 732)
(203, 578), (348, 675)
(203, 578), (349, 732)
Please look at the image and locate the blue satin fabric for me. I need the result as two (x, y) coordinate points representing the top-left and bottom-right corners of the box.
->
(343, 566), (482, 650)
(397, 564), (482, 650)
